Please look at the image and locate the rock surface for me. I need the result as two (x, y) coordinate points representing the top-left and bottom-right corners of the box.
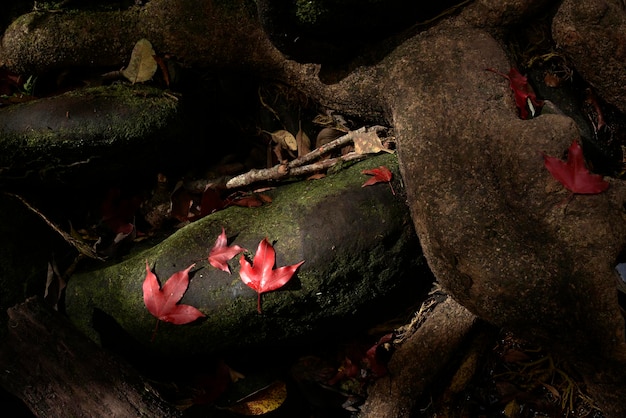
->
(0, 84), (183, 186)
(552, 0), (626, 114)
(389, 16), (626, 363)
(65, 153), (427, 357)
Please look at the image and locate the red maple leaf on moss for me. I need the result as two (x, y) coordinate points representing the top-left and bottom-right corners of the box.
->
(208, 227), (245, 274)
(143, 262), (205, 328)
(487, 67), (543, 119)
(543, 140), (609, 194)
(239, 238), (304, 314)
(362, 166), (395, 195)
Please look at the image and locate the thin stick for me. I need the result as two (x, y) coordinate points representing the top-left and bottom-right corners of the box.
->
(4, 192), (103, 260)
(225, 126), (383, 189)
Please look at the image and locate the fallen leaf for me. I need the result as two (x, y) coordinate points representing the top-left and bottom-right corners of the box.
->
(296, 121), (311, 157)
(543, 140), (609, 194)
(487, 67), (543, 119)
(354, 131), (394, 155)
(267, 129), (297, 152)
(228, 195), (263, 208)
(100, 187), (142, 235)
(122, 38), (158, 84)
(152, 54), (170, 87)
(143, 261), (205, 326)
(226, 381), (287, 415)
(192, 360), (242, 405)
(362, 166), (395, 195)
(239, 238), (304, 314)
(208, 227), (245, 274)
(199, 185), (226, 217)
(44, 258), (66, 310)
(315, 127), (346, 149)
(584, 88), (605, 132)
(364, 333), (393, 378)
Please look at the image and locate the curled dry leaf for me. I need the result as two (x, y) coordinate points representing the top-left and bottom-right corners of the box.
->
(267, 129), (297, 151)
(296, 122), (311, 157)
(315, 127), (346, 149)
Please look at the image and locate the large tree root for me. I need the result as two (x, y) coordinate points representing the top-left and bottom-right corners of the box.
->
(359, 295), (477, 417)
(0, 297), (181, 418)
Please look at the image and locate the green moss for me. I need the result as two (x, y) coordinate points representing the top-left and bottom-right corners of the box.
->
(0, 84), (180, 171)
(66, 153), (423, 356)
(295, 0), (328, 25)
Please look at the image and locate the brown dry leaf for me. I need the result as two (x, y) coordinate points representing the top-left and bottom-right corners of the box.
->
(121, 39), (158, 84)
(44, 258), (66, 310)
(353, 131), (394, 155)
(315, 127), (346, 148)
(257, 194), (273, 204)
(268, 130), (297, 151)
(544, 72), (561, 88)
(307, 173), (326, 180)
(226, 381), (287, 415)
(295, 122), (311, 157)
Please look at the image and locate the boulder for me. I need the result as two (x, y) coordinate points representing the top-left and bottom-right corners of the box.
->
(0, 84), (184, 186)
(65, 153), (427, 357)
(552, 0), (626, 114)
(385, 19), (626, 414)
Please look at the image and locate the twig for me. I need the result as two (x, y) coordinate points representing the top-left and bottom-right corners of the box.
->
(225, 126), (383, 189)
(4, 192), (103, 260)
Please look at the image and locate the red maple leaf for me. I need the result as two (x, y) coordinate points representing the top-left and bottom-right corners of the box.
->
(486, 68), (543, 119)
(239, 238), (304, 314)
(208, 227), (245, 274)
(143, 261), (205, 330)
(543, 140), (609, 194)
(362, 166), (395, 195)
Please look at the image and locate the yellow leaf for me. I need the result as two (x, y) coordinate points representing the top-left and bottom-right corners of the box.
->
(226, 381), (287, 415)
(121, 39), (157, 84)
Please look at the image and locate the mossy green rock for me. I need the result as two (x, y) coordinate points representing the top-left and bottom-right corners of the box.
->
(0, 83), (182, 185)
(65, 154), (426, 356)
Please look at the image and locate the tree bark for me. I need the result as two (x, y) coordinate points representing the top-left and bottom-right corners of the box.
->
(0, 297), (181, 418)
(359, 296), (477, 418)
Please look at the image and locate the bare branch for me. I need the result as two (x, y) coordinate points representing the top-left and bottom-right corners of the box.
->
(225, 126), (385, 189)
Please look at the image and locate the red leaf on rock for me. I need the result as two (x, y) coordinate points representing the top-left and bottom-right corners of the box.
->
(239, 238), (304, 314)
(362, 166), (395, 194)
(543, 140), (609, 194)
(208, 227), (245, 274)
(143, 261), (205, 324)
(487, 68), (543, 119)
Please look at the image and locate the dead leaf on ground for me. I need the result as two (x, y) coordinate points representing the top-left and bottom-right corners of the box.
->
(315, 127), (346, 149)
(226, 381), (287, 415)
(267, 129), (297, 152)
(295, 122), (311, 157)
(44, 258), (67, 310)
(122, 39), (158, 84)
(353, 131), (394, 155)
